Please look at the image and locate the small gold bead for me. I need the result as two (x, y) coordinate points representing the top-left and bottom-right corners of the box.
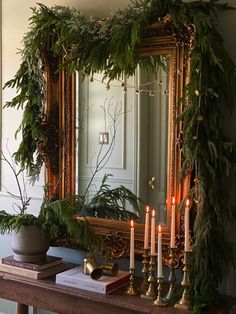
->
(197, 115), (203, 121)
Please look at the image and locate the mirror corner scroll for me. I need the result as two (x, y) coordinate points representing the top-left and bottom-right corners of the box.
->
(44, 16), (195, 257)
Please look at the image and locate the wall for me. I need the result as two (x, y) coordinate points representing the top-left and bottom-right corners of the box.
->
(1, 0), (236, 313)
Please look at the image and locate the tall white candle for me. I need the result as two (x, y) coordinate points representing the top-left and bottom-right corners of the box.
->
(170, 197), (176, 248)
(157, 225), (163, 277)
(150, 210), (156, 255)
(144, 205), (150, 250)
(130, 220), (135, 268)
(184, 199), (190, 252)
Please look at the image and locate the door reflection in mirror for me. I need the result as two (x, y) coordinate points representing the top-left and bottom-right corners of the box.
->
(138, 56), (169, 225)
(75, 57), (170, 223)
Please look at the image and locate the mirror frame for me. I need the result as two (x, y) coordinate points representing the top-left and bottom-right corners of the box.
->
(43, 16), (194, 257)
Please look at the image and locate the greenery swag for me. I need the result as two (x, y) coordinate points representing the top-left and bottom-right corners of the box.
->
(4, 0), (236, 311)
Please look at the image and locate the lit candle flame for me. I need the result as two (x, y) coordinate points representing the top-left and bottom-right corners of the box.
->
(172, 197), (175, 205)
(186, 199), (190, 207)
(146, 205), (150, 213)
(152, 209), (155, 217)
(131, 220), (134, 228)
(158, 225), (162, 232)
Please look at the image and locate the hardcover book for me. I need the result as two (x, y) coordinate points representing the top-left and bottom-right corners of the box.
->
(2, 255), (63, 271)
(56, 266), (130, 294)
(0, 261), (69, 279)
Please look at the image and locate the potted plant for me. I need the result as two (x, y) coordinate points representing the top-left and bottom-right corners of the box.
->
(0, 153), (141, 263)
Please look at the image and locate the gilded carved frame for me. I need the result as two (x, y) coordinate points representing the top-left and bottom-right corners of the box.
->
(44, 17), (194, 257)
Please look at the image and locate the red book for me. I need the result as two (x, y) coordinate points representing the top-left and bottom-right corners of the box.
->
(2, 255), (63, 271)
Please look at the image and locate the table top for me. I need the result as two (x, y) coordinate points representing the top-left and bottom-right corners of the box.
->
(0, 271), (234, 314)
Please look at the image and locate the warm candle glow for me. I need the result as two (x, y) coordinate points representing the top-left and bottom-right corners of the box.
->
(144, 205), (150, 250)
(170, 197), (176, 248)
(184, 199), (190, 252)
(130, 220), (135, 268)
(157, 224), (163, 277)
(150, 209), (156, 255)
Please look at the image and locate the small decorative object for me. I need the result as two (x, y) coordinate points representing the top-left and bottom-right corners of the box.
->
(140, 248), (149, 293)
(154, 277), (167, 307)
(100, 262), (118, 276)
(141, 254), (157, 300)
(174, 251), (192, 310)
(165, 247), (178, 301)
(83, 256), (103, 280)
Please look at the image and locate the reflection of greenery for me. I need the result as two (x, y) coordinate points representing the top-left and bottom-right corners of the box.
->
(78, 174), (141, 221)
(47, 174), (141, 222)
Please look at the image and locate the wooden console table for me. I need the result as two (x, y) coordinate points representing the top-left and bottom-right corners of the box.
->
(0, 271), (234, 314)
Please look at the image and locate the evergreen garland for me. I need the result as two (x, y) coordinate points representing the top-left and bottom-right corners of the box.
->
(4, 0), (236, 311)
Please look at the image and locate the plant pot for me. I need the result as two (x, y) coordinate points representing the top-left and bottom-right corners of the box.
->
(11, 225), (50, 263)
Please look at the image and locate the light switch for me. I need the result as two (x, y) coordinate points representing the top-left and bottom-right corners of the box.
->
(99, 132), (109, 144)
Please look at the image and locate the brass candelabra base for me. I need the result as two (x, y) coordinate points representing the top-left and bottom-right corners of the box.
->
(165, 247), (178, 301)
(126, 267), (137, 296)
(175, 251), (192, 311)
(154, 277), (168, 307)
(141, 254), (157, 300)
(139, 249), (149, 294)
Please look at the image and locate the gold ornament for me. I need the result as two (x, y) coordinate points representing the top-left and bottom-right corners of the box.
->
(197, 115), (203, 121)
(194, 90), (200, 96)
(193, 136), (198, 140)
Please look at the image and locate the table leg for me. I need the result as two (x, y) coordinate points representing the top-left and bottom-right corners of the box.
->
(16, 303), (28, 314)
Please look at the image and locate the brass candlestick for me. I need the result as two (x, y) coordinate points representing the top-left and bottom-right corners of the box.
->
(154, 276), (168, 307)
(141, 254), (157, 300)
(175, 251), (192, 310)
(126, 267), (137, 296)
(140, 249), (149, 293)
(165, 247), (179, 301)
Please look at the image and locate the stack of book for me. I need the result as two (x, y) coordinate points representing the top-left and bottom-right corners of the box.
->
(0, 255), (68, 279)
(56, 266), (130, 294)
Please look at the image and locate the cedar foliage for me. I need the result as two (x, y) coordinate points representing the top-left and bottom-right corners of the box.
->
(4, 0), (236, 311)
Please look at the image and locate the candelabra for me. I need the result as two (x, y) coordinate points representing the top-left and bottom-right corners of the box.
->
(126, 267), (137, 296)
(175, 251), (192, 310)
(154, 276), (167, 307)
(165, 247), (179, 301)
(139, 249), (149, 294)
(141, 254), (157, 300)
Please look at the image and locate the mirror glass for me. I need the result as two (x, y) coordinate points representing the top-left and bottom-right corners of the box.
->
(75, 55), (170, 223)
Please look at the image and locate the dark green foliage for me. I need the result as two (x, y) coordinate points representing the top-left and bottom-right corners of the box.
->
(0, 211), (38, 234)
(4, 0), (236, 311)
(75, 174), (141, 221)
(38, 174), (141, 256)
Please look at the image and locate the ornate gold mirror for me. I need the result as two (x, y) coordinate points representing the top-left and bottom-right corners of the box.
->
(44, 18), (194, 256)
